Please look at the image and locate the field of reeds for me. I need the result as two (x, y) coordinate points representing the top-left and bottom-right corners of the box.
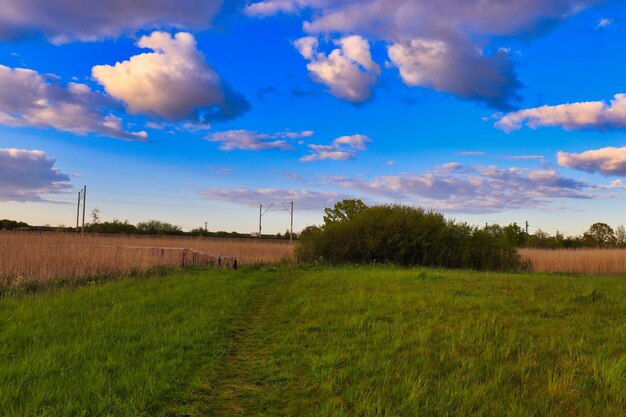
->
(0, 231), (294, 288)
(520, 248), (626, 275)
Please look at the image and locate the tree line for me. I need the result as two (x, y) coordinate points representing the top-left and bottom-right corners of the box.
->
(485, 222), (626, 249)
(0, 217), (293, 240)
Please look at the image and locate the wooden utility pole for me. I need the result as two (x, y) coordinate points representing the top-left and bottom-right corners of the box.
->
(76, 190), (81, 232)
(259, 204), (262, 238)
(290, 201), (294, 243)
(81, 186), (86, 234)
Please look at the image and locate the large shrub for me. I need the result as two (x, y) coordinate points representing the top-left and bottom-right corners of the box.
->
(296, 202), (520, 271)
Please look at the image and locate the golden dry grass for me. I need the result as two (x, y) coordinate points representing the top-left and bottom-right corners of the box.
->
(0, 231), (294, 287)
(520, 248), (626, 275)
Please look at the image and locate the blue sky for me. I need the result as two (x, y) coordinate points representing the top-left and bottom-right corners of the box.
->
(2, 0), (626, 235)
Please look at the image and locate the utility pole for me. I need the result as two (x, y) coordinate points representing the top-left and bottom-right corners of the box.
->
(258, 203), (273, 239)
(81, 185), (86, 234)
(76, 190), (81, 232)
(525, 220), (529, 235)
(290, 201), (294, 243)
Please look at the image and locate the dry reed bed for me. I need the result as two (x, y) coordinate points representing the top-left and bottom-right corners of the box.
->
(520, 248), (626, 275)
(0, 232), (294, 287)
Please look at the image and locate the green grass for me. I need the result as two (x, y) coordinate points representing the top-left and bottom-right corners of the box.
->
(1, 266), (625, 416)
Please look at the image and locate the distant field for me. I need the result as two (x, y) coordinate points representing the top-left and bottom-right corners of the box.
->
(1, 266), (624, 416)
(0, 231), (293, 288)
(520, 248), (626, 275)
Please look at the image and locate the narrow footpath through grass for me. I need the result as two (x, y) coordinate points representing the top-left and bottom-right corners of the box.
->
(1, 266), (625, 416)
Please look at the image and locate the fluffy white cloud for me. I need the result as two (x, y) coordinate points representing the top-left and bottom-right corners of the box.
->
(250, 0), (602, 107)
(326, 163), (591, 213)
(496, 94), (626, 131)
(92, 31), (249, 122)
(388, 38), (519, 108)
(201, 187), (355, 210)
(294, 35), (380, 103)
(0, 65), (146, 140)
(0, 0), (224, 43)
(0, 148), (72, 202)
(301, 134), (372, 161)
(558, 147), (626, 176)
(205, 129), (313, 151)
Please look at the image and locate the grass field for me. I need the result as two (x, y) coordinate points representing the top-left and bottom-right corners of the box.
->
(1, 266), (624, 416)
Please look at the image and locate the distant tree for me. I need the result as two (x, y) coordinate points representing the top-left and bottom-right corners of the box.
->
(617, 225), (626, 248)
(502, 222), (527, 247)
(189, 227), (209, 236)
(0, 219), (30, 230)
(583, 222), (616, 247)
(86, 219), (137, 234)
(323, 199), (367, 225)
(484, 224), (503, 237)
(136, 220), (182, 235)
(91, 208), (100, 224)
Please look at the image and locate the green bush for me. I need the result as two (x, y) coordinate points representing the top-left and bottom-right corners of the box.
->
(295, 202), (520, 271)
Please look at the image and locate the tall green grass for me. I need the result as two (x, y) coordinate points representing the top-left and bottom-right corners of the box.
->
(1, 266), (624, 416)
(180, 266), (626, 416)
(0, 269), (277, 416)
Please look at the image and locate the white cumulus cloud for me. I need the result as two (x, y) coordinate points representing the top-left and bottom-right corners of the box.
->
(294, 35), (381, 103)
(558, 147), (626, 176)
(92, 31), (249, 123)
(0, 148), (72, 202)
(249, 0), (602, 108)
(496, 94), (626, 132)
(301, 134), (372, 162)
(205, 129), (313, 151)
(388, 37), (519, 108)
(0, 65), (146, 140)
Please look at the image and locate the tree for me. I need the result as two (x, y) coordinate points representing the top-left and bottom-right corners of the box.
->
(136, 220), (182, 235)
(502, 222), (527, 247)
(616, 225), (626, 248)
(91, 208), (100, 224)
(583, 222), (616, 247)
(323, 199), (367, 225)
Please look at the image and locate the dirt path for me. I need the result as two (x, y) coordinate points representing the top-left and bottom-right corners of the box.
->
(170, 269), (299, 416)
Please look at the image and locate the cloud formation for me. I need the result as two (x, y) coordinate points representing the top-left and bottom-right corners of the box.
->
(388, 38), (519, 108)
(496, 94), (626, 132)
(0, 65), (146, 140)
(294, 35), (380, 103)
(0, 148), (72, 202)
(92, 31), (249, 123)
(326, 163), (591, 213)
(0, 0), (224, 43)
(558, 147), (626, 176)
(301, 134), (372, 162)
(205, 129), (313, 151)
(201, 187), (354, 210)
(248, 0), (600, 108)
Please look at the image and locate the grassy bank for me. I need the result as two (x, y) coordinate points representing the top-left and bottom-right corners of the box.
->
(1, 266), (625, 416)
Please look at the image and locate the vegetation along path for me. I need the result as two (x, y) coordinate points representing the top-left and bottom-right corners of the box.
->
(1, 266), (625, 416)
